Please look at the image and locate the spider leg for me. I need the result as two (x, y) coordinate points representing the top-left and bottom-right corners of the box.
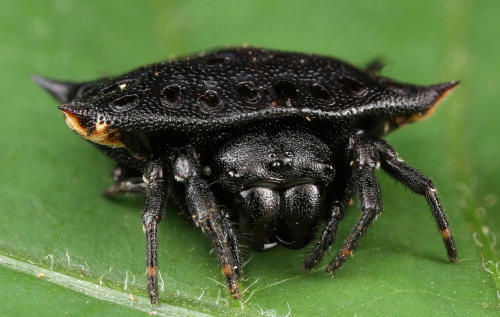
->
(174, 149), (242, 298)
(102, 177), (146, 197)
(220, 206), (242, 279)
(327, 137), (382, 273)
(111, 165), (141, 183)
(304, 205), (341, 270)
(102, 165), (145, 197)
(303, 179), (355, 270)
(141, 160), (167, 305)
(374, 140), (457, 262)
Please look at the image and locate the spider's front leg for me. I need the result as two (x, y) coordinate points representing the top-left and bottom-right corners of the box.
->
(173, 149), (242, 298)
(303, 178), (355, 270)
(141, 160), (167, 305)
(327, 136), (382, 273)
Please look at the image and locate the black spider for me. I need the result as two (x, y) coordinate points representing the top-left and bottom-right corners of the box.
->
(33, 47), (458, 305)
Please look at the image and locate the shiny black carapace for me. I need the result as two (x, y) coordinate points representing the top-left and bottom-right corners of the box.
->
(33, 47), (458, 304)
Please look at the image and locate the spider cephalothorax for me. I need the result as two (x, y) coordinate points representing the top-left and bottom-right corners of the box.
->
(216, 130), (335, 250)
(34, 47), (458, 304)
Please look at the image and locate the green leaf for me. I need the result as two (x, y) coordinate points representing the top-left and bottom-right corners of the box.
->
(1, 0), (499, 316)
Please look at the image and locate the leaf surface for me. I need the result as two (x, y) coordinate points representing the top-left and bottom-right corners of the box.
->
(1, 1), (498, 316)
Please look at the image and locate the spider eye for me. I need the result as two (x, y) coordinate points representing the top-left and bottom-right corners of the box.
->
(228, 169), (242, 178)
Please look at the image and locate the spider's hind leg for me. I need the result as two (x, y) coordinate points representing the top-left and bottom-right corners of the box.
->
(374, 140), (457, 262)
(111, 165), (141, 183)
(102, 165), (146, 197)
(102, 177), (146, 197)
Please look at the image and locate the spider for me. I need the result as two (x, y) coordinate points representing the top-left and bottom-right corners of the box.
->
(33, 47), (458, 304)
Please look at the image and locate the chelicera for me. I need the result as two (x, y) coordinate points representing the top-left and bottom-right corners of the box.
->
(33, 47), (458, 304)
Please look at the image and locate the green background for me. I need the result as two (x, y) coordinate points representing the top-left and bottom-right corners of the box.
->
(1, 0), (499, 316)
